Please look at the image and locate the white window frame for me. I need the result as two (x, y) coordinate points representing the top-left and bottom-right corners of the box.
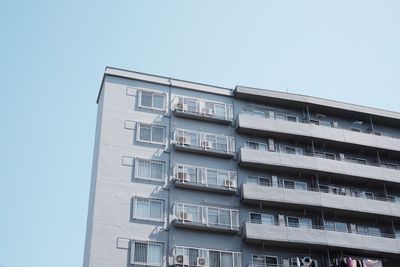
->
(137, 123), (166, 145)
(134, 158), (166, 182)
(138, 89), (167, 111)
(132, 196), (165, 222)
(251, 254), (278, 267)
(130, 239), (164, 266)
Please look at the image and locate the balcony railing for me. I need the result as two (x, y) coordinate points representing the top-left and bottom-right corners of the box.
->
(247, 219), (396, 239)
(242, 140), (400, 171)
(173, 164), (237, 190)
(172, 246), (241, 267)
(173, 203), (239, 231)
(241, 109), (400, 139)
(174, 96), (233, 123)
(244, 176), (399, 204)
(174, 129), (235, 156)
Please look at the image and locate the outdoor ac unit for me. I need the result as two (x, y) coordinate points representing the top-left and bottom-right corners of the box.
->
(332, 121), (339, 128)
(203, 108), (213, 115)
(201, 141), (211, 149)
(197, 257), (206, 266)
(175, 255), (189, 265)
(224, 179), (233, 187)
(176, 102), (184, 110)
(301, 257), (316, 267)
(177, 212), (192, 221)
(177, 172), (188, 181)
(177, 136), (189, 146)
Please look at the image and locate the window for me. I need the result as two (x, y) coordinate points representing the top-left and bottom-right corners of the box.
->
(133, 197), (164, 221)
(130, 240), (163, 266)
(325, 221), (348, 232)
(388, 195), (400, 203)
(250, 213), (274, 225)
(287, 217), (312, 229)
(246, 176), (271, 187)
(139, 90), (166, 110)
(215, 136), (228, 152)
(137, 123), (166, 144)
(252, 255), (278, 267)
(136, 158), (165, 181)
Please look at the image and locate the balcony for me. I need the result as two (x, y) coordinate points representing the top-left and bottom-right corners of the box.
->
(173, 129), (235, 158)
(243, 222), (400, 255)
(173, 96), (233, 124)
(173, 203), (239, 233)
(241, 183), (400, 218)
(172, 246), (241, 267)
(172, 164), (237, 194)
(236, 111), (400, 152)
(239, 142), (400, 184)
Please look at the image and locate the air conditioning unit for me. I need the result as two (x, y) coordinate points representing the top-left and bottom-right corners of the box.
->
(177, 211), (191, 221)
(224, 179), (234, 188)
(203, 108), (213, 116)
(175, 255), (189, 265)
(176, 102), (184, 110)
(177, 136), (189, 146)
(201, 141), (212, 150)
(331, 121), (339, 128)
(197, 257), (206, 266)
(177, 172), (188, 182)
(301, 257), (318, 267)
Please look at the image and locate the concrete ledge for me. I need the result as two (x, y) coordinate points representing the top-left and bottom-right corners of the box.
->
(241, 184), (400, 218)
(174, 180), (236, 194)
(173, 220), (239, 234)
(175, 109), (232, 125)
(239, 148), (400, 184)
(237, 113), (400, 152)
(243, 223), (400, 255)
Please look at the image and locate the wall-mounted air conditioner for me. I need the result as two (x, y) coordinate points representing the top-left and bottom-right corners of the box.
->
(197, 257), (206, 266)
(201, 141), (211, 150)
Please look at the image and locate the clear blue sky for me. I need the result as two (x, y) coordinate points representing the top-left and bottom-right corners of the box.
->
(0, 1), (399, 267)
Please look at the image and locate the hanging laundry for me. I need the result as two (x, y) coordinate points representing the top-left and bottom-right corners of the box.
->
(363, 259), (383, 267)
(346, 257), (357, 267)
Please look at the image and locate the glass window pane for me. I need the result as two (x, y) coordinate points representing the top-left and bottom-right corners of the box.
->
(216, 137), (227, 151)
(138, 160), (151, 178)
(150, 162), (163, 180)
(325, 221), (335, 231)
(221, 252), (233, 267)
(136, 198), (149, 218)
(187, 132), (198, 146)
(207, 170), (218, 185)
(150, 201), (162, 220)
(215, 104), (225, 117)
(220, 210), (231, 226)
(148, 243), (162, 265)
(188, 248), (199, 266)
(246, 176), (258, 185)
(287, 217), (300, 228)
(209, 251), (220, 267)
(250, 213), (262, 224)
(186, 99), (197, 112)
(299, 218), (312, 229)
(283, 180), (295, 189)
(261, 214), (274, 225)
(259, 177), (271, 187)
(134, 242), (148, 263)
(335, 222), (348, 233)
(208, 208), (219, 225)
(140, 125), (152, 141)
(153, 94), (164, 109)
(152, 126), (164, 143)
(295, 181), (307, 191)
(141, 92), (152, 107)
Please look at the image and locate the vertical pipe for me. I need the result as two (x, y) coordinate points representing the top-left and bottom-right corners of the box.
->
(306, 105), (311, 123)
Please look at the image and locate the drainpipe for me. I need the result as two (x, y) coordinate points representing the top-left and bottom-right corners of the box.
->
(306, 105), (311, 124)
(166, 77), (173, 260)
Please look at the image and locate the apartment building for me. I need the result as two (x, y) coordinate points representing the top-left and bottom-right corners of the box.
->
(83, 67), (400, 267)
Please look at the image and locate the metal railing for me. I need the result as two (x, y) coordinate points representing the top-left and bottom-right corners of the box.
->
(247, 219), (396, 239)
(174, 96), (233, 121)
(242, 140), (399, 170)
(173, 164), (237, 189)
(174, 203), (240, 230)
(244, 176), (398, 204)
(240, 109), (400, 139)
(174, 129), (235, 155)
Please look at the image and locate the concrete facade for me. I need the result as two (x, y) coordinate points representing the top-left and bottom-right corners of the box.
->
(84, 67), (400, 267)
